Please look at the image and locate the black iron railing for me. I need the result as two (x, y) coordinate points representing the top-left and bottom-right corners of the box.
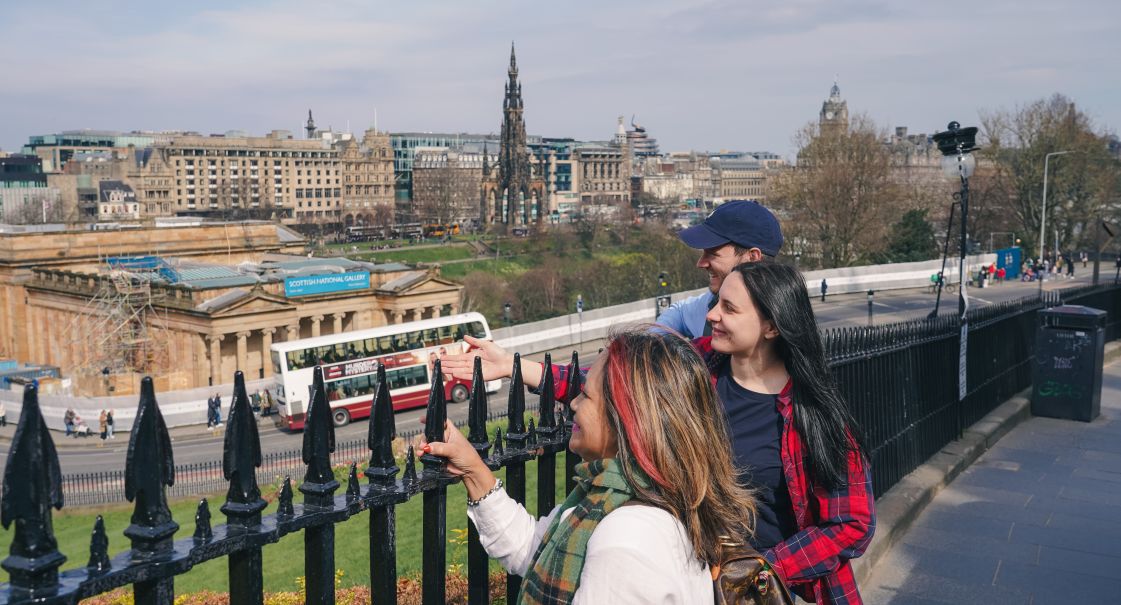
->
(3, 285), (1118, 604)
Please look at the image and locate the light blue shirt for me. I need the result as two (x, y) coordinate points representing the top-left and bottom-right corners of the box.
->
(655, 291), (714, 339)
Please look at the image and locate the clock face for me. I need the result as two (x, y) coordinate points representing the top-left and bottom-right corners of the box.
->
(825, 111), (834, 120)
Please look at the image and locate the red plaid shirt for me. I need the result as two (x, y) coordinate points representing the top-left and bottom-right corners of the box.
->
(538, 337), (875, 604)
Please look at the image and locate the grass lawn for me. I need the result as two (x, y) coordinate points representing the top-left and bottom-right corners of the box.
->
(358, 245), (476, 265)
(438, 258), (532, 281)
(0, 443), (567, 595)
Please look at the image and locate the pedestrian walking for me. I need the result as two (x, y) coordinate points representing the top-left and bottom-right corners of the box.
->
(821, 278), (828, 302)
(1066, 254), (1075, 278)
(654, 200), (784, 338)
(64, 407), (75, 437)
(106, 409), (115, 439)
(213, 394), (222, 426)
(98, 410), (108, 442)
(206, 395), (215, 428)
(427, 329), (760, 603)
(1082, 251), (1089, 268)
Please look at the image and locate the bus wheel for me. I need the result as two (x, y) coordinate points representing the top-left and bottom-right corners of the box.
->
(332, 408), (351, 427)
(451, 384), (469, 404)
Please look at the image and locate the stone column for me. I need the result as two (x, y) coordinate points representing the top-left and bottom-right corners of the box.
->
(392, 310), (404, 324)
(236, 331), (251, 372)
(310, 315), (324, 338)
(195, 333), (208, 388)
(261, 328), (276, 378)
(286, 324), (300, 342)
(332, 313), (344, 334)
(411, 308), (423, 322)
(449, 302), (460, 315)
(208, 334), (225, 386)
(430, 305), (441, 319)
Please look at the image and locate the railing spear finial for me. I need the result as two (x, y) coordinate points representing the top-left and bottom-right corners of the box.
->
(1, 384), (66, 598)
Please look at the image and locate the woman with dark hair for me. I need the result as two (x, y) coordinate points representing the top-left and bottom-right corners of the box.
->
(442, 261), (873, 603)
(429, 329), (757, 603)
(698, 260), (874, 604)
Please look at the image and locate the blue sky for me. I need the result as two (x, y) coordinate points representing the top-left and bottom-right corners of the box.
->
(2, 0), (1118, 157)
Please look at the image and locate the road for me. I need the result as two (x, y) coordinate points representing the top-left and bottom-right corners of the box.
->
(2, 271), (1100, 475)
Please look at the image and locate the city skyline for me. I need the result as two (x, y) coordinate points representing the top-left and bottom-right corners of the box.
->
(2, 0), (1119, 156)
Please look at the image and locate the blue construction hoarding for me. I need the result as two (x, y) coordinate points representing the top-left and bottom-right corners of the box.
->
(996, 247), (1022, 279)
(284, 271), (370, 297)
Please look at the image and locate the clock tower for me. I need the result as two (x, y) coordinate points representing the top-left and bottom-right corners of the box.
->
(819, 81), (848, 136)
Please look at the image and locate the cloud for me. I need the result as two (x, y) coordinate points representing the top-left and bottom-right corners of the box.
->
(1, 0), (1119, 156)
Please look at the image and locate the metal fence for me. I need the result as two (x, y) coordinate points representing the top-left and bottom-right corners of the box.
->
(2, 285), (1118, 605)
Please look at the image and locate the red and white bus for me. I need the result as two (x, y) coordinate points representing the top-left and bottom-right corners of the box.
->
(269, 312), (500, 431)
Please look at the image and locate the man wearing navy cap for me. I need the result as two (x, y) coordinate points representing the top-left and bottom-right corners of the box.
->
(656, 200), (784, 338)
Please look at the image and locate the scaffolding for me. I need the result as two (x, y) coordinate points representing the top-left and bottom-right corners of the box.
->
(66, 259), (174, 379)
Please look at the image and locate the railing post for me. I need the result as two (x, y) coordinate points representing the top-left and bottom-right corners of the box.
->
(564, 351), (581, 493)
(466, 357), (493, 605)
(300, 367), (340, 605)
(536, 354), (559, 515)
(125, 377), (180, 605)
(0, 384), (66, 602)
(504, 354), (529, 601)
(365, 364), (401, 605)
(420, 360), (450, 605)
(222, 372), (268, 605)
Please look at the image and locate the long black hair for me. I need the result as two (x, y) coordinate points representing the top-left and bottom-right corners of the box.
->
(730, 260), (865, 492)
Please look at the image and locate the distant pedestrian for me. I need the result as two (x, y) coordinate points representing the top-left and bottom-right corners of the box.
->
(997, 267), (1006, 283)
(99, 410), (108, 441)
(1082, 251), (1088, 268)
(0, 401), (6, 427)
(820, 278), (828, 302)
(106, 409), (115, 439)
(1065, 254), (1075, 278)
(213, 394), (222, 426)
(64, 407), (76, 437)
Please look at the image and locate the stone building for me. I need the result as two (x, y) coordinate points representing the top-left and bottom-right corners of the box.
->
(711, 156), (767, 202)
(24, 127), (395, 229)
(0, 222), (461, 396)
(574, 145), (630, 205)
(413, 148), (492, 224)
(820, 81), (849, 136)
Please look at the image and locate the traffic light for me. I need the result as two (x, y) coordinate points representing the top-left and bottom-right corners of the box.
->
(658, 271), (668, 290)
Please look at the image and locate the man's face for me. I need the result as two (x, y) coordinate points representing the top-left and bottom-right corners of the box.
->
(696, 244), (761, 293)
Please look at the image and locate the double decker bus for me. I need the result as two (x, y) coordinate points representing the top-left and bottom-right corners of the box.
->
(270, 312), (500, 431)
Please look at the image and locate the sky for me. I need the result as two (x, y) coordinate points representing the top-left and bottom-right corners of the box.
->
(2, 0), (1119, 158)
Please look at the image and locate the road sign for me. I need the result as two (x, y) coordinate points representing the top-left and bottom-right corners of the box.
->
(655, 295), (672, 318)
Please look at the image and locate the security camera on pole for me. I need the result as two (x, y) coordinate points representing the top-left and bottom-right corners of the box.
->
(933, 121), (980, 411)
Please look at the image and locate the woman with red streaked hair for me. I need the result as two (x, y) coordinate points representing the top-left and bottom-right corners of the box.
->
(427, 328), (756, 604)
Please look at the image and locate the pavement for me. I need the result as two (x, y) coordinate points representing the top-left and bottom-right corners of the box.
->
(858, 342), (1121, 604)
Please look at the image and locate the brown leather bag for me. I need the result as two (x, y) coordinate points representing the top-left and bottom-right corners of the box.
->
(712, 538), (795, 605)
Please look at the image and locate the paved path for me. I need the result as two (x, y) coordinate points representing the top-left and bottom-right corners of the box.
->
(861, 358), (1121, 604)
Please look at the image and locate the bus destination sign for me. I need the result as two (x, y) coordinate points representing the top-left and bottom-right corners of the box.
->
(284, 271), (370, 297)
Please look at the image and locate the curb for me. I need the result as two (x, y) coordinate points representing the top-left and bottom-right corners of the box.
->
(853, 339), (1121, 586)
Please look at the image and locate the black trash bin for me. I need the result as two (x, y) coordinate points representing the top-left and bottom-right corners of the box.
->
(1031, 305), (1107, 422)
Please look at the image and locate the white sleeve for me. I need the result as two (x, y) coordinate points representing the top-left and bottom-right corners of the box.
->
(466, 489), (562, 577)
(572, 506), (714, 605)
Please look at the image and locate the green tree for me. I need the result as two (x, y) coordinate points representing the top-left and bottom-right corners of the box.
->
(874, 209), (938, 263)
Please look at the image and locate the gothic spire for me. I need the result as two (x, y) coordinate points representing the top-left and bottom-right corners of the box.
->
(509, 42), (518, 75)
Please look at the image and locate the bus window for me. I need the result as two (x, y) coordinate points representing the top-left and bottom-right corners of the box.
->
(423, 328), (439, 344)
(468, 321), (487, 339)
(392, 334), (408, 352)
(273, 351), (286, 375)
(286, 351), (301, 370)
(318, 345), (336, 363)
(364, 338), (379, 356)
(454, 324), (467, 341)
(438, 325), (454, 344)
(388, 365), (427, 390)
(406, 331), (423, 350)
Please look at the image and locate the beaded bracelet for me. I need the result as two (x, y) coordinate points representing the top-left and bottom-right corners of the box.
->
(467, 478), (504, 507)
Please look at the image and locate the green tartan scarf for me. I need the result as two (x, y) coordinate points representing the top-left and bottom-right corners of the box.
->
(517, 458), (648, 605)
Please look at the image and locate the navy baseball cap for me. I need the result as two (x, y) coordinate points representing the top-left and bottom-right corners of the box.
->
(678, 200), (783, 256)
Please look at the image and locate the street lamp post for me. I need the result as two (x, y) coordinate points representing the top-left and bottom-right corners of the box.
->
(1039, 150), (1072, 275)
(866, 290), (874, 326)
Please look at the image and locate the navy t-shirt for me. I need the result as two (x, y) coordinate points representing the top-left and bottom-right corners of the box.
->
(717, 367), (797, 550)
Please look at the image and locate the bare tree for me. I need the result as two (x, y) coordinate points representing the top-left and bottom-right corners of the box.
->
(768, 115), (901, 267)
(6, 191), (66, 224)
(979, 94), (1121, 256)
